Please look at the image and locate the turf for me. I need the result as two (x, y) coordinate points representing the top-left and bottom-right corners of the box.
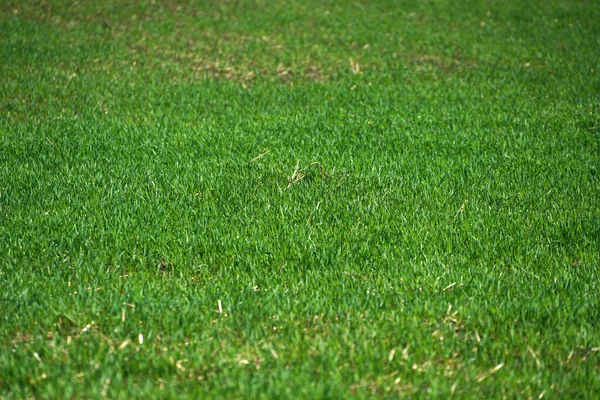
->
(1, 0), (599, 398)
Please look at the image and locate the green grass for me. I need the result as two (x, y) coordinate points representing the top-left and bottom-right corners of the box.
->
(1, 0), (599, 398)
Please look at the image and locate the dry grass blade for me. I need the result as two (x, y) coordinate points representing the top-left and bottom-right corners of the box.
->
(245, 149), (271, 165)
(349, 57), (360, 74)
(443, 282), (457, 291)
(270, 348), (279, 359)
(287, 160), (305, 188)
(476, 362), (504, 382)
(454, 200), (468, 218)
(402, 345), (410, 360)
(527, 345), (542, 368)
(309, 161), (330, 178)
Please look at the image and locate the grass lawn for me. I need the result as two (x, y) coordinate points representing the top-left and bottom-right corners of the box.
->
(1, 0), (599, 397)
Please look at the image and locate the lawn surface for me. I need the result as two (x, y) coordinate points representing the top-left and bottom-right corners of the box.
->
(1, 0), (599, 398)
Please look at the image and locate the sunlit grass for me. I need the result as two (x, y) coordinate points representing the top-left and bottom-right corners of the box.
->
(1, 0), (599, 398)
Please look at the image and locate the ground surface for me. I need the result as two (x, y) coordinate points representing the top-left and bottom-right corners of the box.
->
(1, 0), (599, 398)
